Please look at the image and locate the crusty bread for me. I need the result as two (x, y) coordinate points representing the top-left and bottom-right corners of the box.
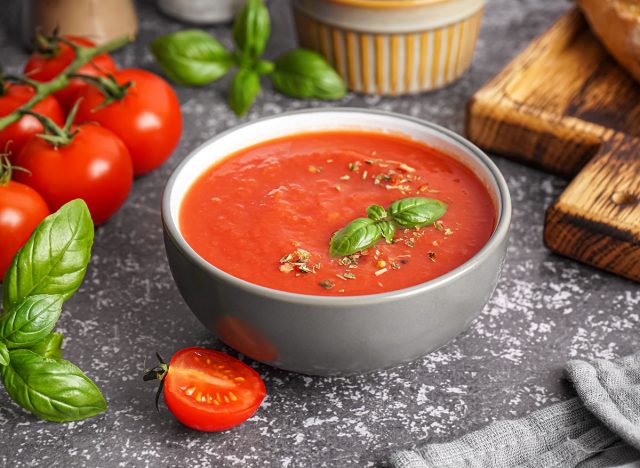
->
(578, 0), (640, 83)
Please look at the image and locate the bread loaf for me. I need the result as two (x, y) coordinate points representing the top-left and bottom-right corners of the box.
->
(578, 0), (640, 83)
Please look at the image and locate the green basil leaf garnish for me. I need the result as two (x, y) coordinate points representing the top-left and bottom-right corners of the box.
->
(271, 49), (346, 100)
(2, 199), (94, 311)
(0, 295), (63, 348)
(378, 221), (396, 244)
(330, 218), (382, 257)
(1, 349), (106, 422)
(150, 30), (233, 86)
(328, 197), (447, 257)
(27, 332), (64, 359)
(233, 0), (270, 61)
(389, 197), (448, 228)
(229, 68), (261, 116)
(0, 343), (9, 367)
(366, 205), (387, 221)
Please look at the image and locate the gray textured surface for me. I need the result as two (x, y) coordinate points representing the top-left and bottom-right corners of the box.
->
(0, 0), (638, 467)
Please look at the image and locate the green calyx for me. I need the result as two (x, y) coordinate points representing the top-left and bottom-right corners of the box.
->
(33, 32), (63, 59)
(22, 98), (82, 147)
(71, 73), (133, 108)
(143, 353), (169, 412)
(0, 153), (30, 186)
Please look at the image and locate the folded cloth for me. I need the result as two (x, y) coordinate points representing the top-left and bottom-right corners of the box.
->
(390, 353), (640, 468)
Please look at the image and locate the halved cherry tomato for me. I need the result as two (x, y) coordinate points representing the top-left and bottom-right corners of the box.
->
(74, 68), (182, 175)
(24, 36), (117, 111)
(0, 85), (64, 161)
(0, 178), (50, 280)
(161, 347), (266, 432)
(15, 124), (133, 225)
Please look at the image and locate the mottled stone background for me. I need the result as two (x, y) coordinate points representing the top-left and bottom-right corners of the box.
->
(0, 0), (637, 467)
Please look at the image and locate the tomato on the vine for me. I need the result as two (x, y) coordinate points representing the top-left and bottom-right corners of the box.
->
(74, 68), (182, 175)
(24, 36), (117, 111)
(0, 85), (64, 161)
(15, 123), (133, 225)
(0, 158), (50, 280)
(144, 347), (266, 432)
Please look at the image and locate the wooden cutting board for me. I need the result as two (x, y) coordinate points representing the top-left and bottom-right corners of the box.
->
(467, 9), (640, 282)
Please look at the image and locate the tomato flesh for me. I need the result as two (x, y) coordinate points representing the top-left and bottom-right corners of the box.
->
(164, 347), (266, 432)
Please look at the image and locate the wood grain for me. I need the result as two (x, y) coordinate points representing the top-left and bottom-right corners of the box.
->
(544, 133), (640, 282)
(467, 8), (640, 281)
(467, 9), (640, 178)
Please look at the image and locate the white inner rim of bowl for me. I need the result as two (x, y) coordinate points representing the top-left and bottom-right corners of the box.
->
(169, 111), (500, 229)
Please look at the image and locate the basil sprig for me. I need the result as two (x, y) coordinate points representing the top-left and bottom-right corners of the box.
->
(0, 200), (106, 422)
(330, 197), (448, 257)
(150, 0), (346, 116)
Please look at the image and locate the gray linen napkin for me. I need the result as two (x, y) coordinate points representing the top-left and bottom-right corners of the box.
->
(390, 353), (640, 468)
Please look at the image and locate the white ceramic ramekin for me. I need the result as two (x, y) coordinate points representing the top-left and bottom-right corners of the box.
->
(292, 0), (484, 95)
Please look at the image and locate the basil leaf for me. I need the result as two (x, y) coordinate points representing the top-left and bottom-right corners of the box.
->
(27, 332), (63, 359)
(366, 205), (387, 221)
(0, 343), (9, 367)
(255, 59), (274, 75)
(150, 30), (233, 86)
(389, 197), (448, 228)
(330, 218), (382, 257)
(1, 349), (106, 422)
(0, 295), (63, 348)
(271, 49), (346, 100)
(3, 199), (94, 311)
(379, 221), (396, 244)
(233, 0), (270, 61)
(229, 68), (261, 117)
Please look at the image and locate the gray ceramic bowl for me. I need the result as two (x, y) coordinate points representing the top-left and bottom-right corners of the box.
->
(162, 108), (511, 375)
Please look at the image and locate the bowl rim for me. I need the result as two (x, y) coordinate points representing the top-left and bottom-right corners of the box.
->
(306, 0), (453, 9)
(162, 108), (511, 306)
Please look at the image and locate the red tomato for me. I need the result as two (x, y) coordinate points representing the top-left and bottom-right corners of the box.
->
(0, 180), (50, 279)
(74, 68), (182, 175)
(163, 347), (266, 432)
(24, 36), (117, 111)
(14, 124), (133, 225)
(0, 85), (64, 161)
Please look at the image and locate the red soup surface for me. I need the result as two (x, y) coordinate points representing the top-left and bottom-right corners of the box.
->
(180, 131), (496, 296)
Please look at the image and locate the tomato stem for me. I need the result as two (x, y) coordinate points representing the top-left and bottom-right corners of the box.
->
(0, 152), (30, 185)
(70, 73), (133, 107)
(143, 352), (169, 412)
(33, 31), (62, 58)
(20, 100), (80, 147)
(0, 34), (132, 131)
(3, 74), (42, 90)
(0, 154), (11, 185)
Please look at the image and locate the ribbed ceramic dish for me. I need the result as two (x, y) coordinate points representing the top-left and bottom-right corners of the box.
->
(292, 0), (484, 95)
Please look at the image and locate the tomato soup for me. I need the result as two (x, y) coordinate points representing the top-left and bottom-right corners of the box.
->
(180, 131), (496, 296)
